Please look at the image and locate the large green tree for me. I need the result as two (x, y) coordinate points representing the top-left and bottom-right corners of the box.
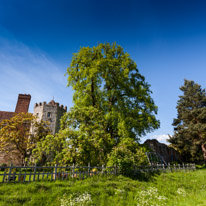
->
(168, 80), (206, 163)
(33, 43), (159, 166)
(66, 42), (159, 142)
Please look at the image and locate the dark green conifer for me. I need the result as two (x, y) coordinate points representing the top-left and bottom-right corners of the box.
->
(169, 80), (206, 163)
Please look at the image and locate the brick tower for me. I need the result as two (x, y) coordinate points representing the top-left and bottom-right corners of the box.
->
(0, 94), (31, 166)
(15, 94), (31, 113)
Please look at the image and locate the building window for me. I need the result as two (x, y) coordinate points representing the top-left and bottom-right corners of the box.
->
(47, 112), (51, 118)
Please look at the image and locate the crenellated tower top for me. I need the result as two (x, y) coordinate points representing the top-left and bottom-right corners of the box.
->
(34, 100), (67, 112)
(33, 100), (67, 134)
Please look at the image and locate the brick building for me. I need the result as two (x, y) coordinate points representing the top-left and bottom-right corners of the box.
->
(0, 94), (31, 123)
(144, 139), (181, 163)
(0, 94), (67, 166)
(0, 94), (31, 165)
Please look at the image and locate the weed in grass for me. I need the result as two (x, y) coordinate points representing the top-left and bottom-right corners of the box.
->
(201, 184), (206, 190)
(176, 188), (186, 197)
(114, 188), (125, 195)
(135, 186), (167, 206)
(60, 192), (92, 206)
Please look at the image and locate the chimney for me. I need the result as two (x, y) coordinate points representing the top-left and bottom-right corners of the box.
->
(15, 94), (31, 113)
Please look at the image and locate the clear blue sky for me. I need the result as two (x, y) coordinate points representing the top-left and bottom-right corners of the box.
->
(0, 0), (205, 143)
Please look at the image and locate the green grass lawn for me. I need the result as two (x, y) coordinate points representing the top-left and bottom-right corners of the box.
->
(0, 169), (206, 206)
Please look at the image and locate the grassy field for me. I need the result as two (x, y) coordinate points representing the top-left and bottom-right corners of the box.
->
(0, 169), (206, 206)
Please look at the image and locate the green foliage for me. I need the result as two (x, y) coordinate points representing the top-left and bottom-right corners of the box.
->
(31, 132), (68, 165)
(61, 106), (114, 165)
(0, 112), (50, 165)
(66, 42), (159, 142)
(168, 79), (206, 162)
(107, 138), (148, 176)
(32, 106), (113, 166)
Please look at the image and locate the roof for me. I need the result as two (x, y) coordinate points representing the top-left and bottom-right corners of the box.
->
(0, 111), (15, 123)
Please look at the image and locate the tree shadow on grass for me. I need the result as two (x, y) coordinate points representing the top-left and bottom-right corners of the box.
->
(128, 170), (161, 182)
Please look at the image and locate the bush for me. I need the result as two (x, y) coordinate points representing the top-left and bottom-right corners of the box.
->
(107, 138), (148, 176)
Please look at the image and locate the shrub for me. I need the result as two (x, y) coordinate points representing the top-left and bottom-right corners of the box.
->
(107, 138), (148, 176)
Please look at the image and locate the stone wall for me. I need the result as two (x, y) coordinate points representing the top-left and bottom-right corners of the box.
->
(0, 150), (22, 166)
(33, 100), (67, 134)
(56, 104), (67, 132)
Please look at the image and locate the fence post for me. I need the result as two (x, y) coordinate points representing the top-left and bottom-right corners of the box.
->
(88, 163), (90, 177)
(7, 164), (13, 182)
(162, 164), (165, 172)
(54, 164), (58, 181)
(159, 163), (161, 171)
(183, 163), (185, 171)
(2, 172), (7, 183)
(155, 163), (158, 171)
(151, 163), (153, 171)
(173, 164), (176, 172)
(29, 171), (32, 182)
(193, 163), (196, 171)
(168, 163), (171, 172)
(23, 171), (26, 182)
(33, 163), (37, 181)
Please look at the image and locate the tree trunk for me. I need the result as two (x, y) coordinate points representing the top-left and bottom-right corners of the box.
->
(91, 78), (95, 106)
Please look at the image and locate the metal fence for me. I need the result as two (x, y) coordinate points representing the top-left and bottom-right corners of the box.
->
(135, 163), (196, 173)
(0, 163), (116, 183)
(0, 163), (196, 183)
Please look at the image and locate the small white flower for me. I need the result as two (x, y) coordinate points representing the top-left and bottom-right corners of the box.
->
(60, 192), (92, 206)
(135, 187), (167, 206)
(177, 188), (186, 197)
